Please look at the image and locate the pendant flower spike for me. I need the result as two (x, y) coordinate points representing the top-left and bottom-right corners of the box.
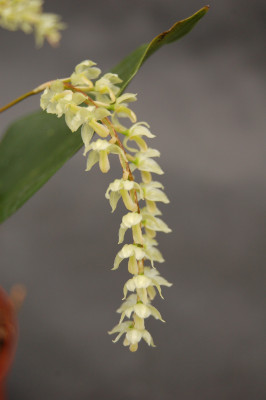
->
(0, 0), (66, 46)
(40, 59), (172, 351)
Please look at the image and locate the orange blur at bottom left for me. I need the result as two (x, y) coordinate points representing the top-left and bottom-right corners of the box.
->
(0, 286), (26, 400)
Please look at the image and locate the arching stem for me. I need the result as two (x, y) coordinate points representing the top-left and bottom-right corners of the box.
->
(0, 80), (59, 113)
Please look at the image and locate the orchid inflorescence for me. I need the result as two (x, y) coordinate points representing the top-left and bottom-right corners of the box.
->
(40, 60), (172, 352)
(0, 0), (65, 46)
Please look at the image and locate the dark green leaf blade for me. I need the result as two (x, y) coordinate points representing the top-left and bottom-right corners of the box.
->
(0, 6), (209, 223)
(112, 6), (209, 93)
(0, 111), (83, 222)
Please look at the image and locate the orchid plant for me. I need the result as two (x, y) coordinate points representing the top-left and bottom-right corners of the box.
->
(0, 0), (209, 360)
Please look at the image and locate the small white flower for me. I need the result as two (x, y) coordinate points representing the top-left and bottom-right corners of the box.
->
(141, 204), (162, 216)
(94, 73), (122, 102)
(108, 321), (133, 343)
(123, 267), (172, 300)
(108, 320), (155, 350)
(34, 12), (66, 47)
(141, 211), (172, 233)
(128, 122), (155, 139)
(41, 82), (89, 124)
(47, 90), (73, 116)
(86, 139), (126, 173)
(113, 244), (146, 270)
(123, 275), (152, 299)
(40, 80), (64, 109)
(105, 179), (143, 212)
(111, 93), (137, 126)
(118, 212), (143, 244)
(40, 81), (72, 116)
(142, 148), (161, 158)
(140, 181), (170, 204)
(65, 104), (92, 131)
(123, 122), (156, 152)
(144, 267), (172, 288)
(133, 150), (164, 175)
(70, 60), (101, 87)
(143, 235), (165, 264)
(117, 295), (165, 323)
(144, 267), (172, 298)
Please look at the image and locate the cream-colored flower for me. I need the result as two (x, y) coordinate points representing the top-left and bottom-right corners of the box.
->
(0, 0), (66, 46)
(140, 181), (169, 204)
(64, 104), (92, 132)
(123, 267), (172, 300)
(41, 81), (91, 126)
(117, 294), (165, 323)
(41, 80), (84, 117)
(123, 275), (151, 299)
(94, 73), (122, 102)
(111, 93), (137, 130)
(86, 139), (126, 173)
(65, 104), (110, 133)
(105, 179), (143, 212)
(141, 211), (172, 234)
(123, 122), (156, 152)
(118, 212), (143, 244)
(40, 80), (64, 109)
(132, 149), (164, 175)
(108, 321), (133, 343)
(70, 60), (101, 87)
(113, 244), (146, 270)
(108, 320), (155, 351)
(144, 267), (172, 288)
(143, 235), (165, 263)
(128, 122), (155, 139)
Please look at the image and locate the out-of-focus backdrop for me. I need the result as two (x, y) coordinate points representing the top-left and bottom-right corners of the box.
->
(1, 1), (265, 399)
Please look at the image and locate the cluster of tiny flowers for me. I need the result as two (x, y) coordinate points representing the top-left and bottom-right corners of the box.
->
(40, 60), (172, 352)
(0, 0), (65, 46)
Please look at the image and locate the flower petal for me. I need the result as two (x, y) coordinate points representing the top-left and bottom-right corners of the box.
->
(85, 150), (99, 171)
(81, 123), (94, 155)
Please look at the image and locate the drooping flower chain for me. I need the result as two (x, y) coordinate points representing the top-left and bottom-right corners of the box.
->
(40, 60), (172, 352)
(0, 0), (66, 46)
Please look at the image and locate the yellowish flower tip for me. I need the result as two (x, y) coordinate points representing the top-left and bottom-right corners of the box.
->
(99, 150), (110, 173)
(40, 58), (172, 350)
(129, 343), (138, 352)
(0, 0), (66, 47)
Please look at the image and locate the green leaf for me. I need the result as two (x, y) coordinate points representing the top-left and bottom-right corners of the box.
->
(0, 112), (83, 222)
(0, 6), (209, 223)
(112, 6), (209, 93)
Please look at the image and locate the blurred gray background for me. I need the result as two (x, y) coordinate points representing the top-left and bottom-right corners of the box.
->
(1, 0), (265, 399)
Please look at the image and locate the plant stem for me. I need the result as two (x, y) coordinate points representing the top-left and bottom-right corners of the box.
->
(0, 91), (36, 113)
(0, 81), (52, 113)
